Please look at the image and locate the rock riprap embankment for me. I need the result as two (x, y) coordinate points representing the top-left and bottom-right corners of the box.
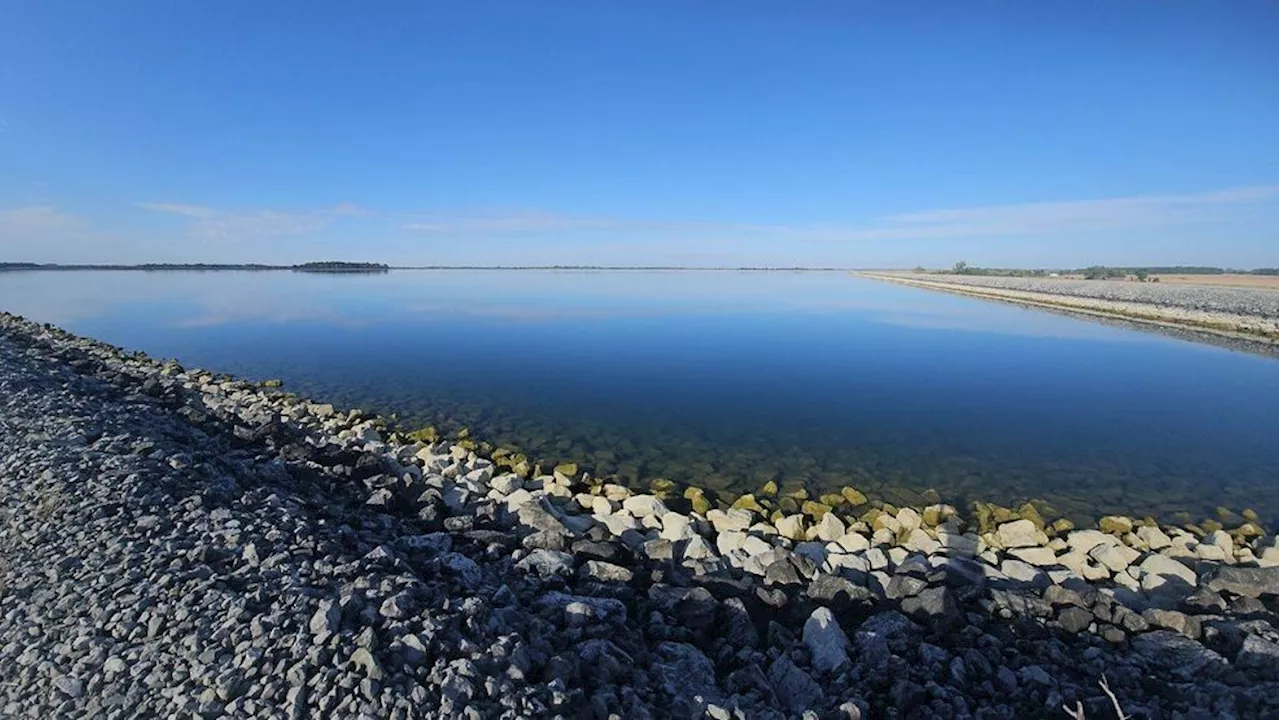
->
(857, 273), (1279, 344)
(0, 312), (1275, 719)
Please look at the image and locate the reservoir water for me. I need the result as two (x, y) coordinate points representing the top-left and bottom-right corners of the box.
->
(3, 269), (1275, 527)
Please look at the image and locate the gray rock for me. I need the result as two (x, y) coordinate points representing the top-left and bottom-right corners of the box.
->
(1142, 609), (1200, 640)
(516, 549), (575, 578)
(767, 654), (823, 714)
(652, 642), (719, 705)
(1236, 634), (1280, 671)
(901, 586), (959, 625)
(803, 607), (850, 673)
(1132, 630), (1227, 678)
(579, 559), (634, 583)
(309, 600), (340, 636)
(1204, 566), (1279, 598)
(1057, 606), (1093, 634)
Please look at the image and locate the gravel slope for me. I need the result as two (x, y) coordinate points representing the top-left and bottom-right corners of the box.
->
(0, 314), (1276, 719)
(879, 274), (1278, 318)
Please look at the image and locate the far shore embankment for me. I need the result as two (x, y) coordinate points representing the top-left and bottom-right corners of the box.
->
(855, 271), (1279, 348)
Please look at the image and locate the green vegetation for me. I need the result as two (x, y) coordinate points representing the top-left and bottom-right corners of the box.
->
(291, 261), (390, 273)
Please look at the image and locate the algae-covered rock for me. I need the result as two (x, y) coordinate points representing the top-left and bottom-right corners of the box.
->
(1017, 502), (1046, 530)
(730, 494), (765, 515)
(684, 489), (712, 516)
(1234, 523), (1264, 539)
(801, 501), (832, 519)
(513, 460), (532, 478)
(1050, 518), (1075, 535)
(1199, 519), (1223, 533)
(783, 487), (809, 501)
(554, 463), (579, 479)
(651, 478), (675, 494)
(841, 487), (868, 506)
(1242, 508), (1259, 523)
(820, 492), (846, 508)
(260, 378), (283, 388)
(759, 480), (779, 496)
(1099, 516), (1133, 535)
(408, 426), (439, 443)
(778, 497), (800, 515)
(919, 489), (942, 505)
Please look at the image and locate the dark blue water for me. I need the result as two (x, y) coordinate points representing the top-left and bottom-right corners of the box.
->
(3, 269), (1275, 525)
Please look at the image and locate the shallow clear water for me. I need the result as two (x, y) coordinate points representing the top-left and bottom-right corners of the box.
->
(3, 269), (1275, 526)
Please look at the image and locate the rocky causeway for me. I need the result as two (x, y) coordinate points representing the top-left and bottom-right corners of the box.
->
(856, 273), (1279, 346)
(0, 311), (1276, 719)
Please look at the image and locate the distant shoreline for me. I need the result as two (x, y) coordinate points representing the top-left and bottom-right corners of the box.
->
(856, 271), (1279, 349)
(0, 263), (857, 272)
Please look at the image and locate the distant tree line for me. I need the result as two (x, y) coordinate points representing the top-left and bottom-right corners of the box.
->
(291, 261), (389, 273)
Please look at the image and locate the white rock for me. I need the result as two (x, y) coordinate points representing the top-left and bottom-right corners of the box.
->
(717, 531), (747, 554)
(660, 513), (695, 541)
(741, 536), (774, 557)
(1058, 550), (1111, 581)
(1135, 526), (1172, 550)
(816, 513), (846, 543)
(1000, 559), (1049, 586)
(1008, 547), (1058, 567)
(1205, 530), (1234, 553)
(706, 509), (753, 533)
(599, 513), (640, 537)
(896, 508), (922, 533)
(1138, 553), (1196, 587)
(1089, 543), (1140, 573)
(776, 515), (806, 541)
(997, 520), (1047, 548)
(904, 528), (940, 555)
(591, 496), (615, 516)
(836, 531), (870, 553)
(1195, 543), (1227, 561)
(887, 547), (908, 566)
(871, 528), (895, 546)
(681, 535), (717, 561)
(803, 607), (850, 674)
(865, 548), (889, 571)
(1066, 529), (1117, 555)
(622, 495), (667, 518)
(1260, 545), (1279, 567)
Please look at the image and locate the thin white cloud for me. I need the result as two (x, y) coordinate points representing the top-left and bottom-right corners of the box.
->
(397, 185), (1277, 243)
(137, 202), (370, 241)
(135, 202), (217, 218)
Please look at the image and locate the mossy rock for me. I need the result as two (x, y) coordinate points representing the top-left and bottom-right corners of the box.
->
(974, 503), (995, 534)
(759, 480), (779, 496)
(1199, 519), (1223, 533)
(730, 494), (765, 515)
(919, 489), (942, 505)
(801, 501), (832, 519)
(783, 487), (809, 501)
(991, 506), (1019, 524)
(1051, 518), (1075, 534)
(859, 508), (885, 527)
(769, 509), (786, 525)
(841, 487), (869, 506)
(1017, 502), (1046, 530)
(260, 379), (283, 388)
(651, 478), (675, 494)
(1242, 508), (1259, 523)
(554, 463), (579, 479)
(456, 427), (471, 440)
(684, 487), (712, 515)
(778, 497), (800, 515)
(408, 426), (439, 443)
(921, 506), (942, 528)
(457, 439), (478, 451)
(1234, 522), (1264, 539)
(820, 492), (846, 508)
(513, 460), (532, 478)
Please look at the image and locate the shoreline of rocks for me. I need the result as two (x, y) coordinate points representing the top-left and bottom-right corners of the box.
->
(1, 312), (1276, 718)
(854, 272), (1280, 348)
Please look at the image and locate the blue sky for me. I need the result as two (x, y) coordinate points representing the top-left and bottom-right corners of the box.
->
(2, 2), (1276, 267)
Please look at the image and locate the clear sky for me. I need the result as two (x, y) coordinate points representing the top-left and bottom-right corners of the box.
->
(2, 1), (1276, 267)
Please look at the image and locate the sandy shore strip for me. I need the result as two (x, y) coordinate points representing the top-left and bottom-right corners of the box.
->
(0, 312), (1276, 718)
(855, 272), (1279, 346)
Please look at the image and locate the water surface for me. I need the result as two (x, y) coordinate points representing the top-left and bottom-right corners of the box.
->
(3, 269), (1275, 526)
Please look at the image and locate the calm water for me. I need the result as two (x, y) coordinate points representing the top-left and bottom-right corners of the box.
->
(3, 269), (1276, 526)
